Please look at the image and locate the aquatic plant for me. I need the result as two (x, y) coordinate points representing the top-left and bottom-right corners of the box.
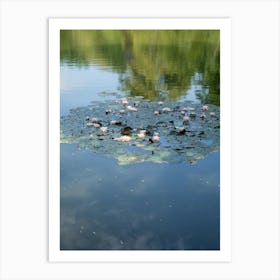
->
(60, 94), (220, 165)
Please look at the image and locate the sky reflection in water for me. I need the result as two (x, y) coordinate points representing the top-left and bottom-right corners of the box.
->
(60, 30), (220, 250)
(61, 144), (220, 250)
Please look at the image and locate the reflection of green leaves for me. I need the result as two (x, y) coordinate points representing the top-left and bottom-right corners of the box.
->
(60, 30), (220, 105)
(61, 96), (220, 165)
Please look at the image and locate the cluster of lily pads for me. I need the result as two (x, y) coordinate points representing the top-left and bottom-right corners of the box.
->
(60, 94), (220, 165)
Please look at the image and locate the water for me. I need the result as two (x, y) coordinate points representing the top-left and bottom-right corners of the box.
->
(60, 30), (220, 250)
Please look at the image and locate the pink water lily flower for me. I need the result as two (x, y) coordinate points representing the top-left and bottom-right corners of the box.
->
(137, 133), (145, 139)
(152, 135), (160, 142)
(121, 98), (128, 106)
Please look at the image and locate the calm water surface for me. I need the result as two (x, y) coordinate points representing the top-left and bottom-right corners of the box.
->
(60, 30), (220, 250)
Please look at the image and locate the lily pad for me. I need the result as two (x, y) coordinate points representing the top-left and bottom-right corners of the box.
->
(60, 95), (220, 165)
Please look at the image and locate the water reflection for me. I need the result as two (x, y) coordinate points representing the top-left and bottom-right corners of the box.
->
(60, 30), (220, 250)
(61, 30), (220, 105)
(61, 144), (220, 250)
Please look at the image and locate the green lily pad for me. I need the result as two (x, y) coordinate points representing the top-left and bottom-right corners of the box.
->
(60, 94), (220, 165)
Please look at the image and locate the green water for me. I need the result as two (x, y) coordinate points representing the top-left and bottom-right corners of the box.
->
(61, 30), (220, 104)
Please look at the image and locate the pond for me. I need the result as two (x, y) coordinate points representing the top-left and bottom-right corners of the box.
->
(60, 30), (220, 250)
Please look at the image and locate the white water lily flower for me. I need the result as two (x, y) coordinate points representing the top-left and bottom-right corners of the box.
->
(162, 107), (171, 113)
(115, 135), (131, 142)
(183, 116), (190, 124)
(100, 127), (108, 133)
(93, 123), (101, 128)
(86, 122), (94, 127)
(121, 136), (131, 142)
(127, 105), (138, 112)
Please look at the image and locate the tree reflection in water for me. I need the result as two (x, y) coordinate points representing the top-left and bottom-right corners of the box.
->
(60, 30), (220, 105)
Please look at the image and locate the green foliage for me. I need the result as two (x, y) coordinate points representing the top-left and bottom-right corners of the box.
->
(60, 30), (220, 105)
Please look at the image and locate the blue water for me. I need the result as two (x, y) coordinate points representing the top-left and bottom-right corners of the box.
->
(60, 30), (220, 250)
(60, 144), (220, 250)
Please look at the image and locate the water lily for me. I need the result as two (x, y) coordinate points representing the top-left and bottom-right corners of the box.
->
(127, 105), (138, 112)
(93, 123), (101, 128)
(200, 113), (206, 119)
(202, 105), (208, 111)
(152, 135), (160, 142)
(178, 127), (186, 134)
(100, 127), (108, 133)
(162, 107), (171, 113)
(183, 116), (190, 125)
(61, 96), (220, 165)
(154, 110), (159, 115)
(86, 122), (94, 127)
(121, 98), (128, 106)
(210, 112), (215, 117)
(137, 133), (145, 139)
(118, 135), (131, 142)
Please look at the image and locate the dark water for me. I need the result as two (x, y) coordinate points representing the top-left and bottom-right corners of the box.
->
(60, 30), (220, 250)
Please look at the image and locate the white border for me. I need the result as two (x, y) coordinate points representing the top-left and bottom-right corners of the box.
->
(49, 18), (231, 262)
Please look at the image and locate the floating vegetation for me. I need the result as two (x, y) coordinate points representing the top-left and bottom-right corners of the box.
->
(60, 94), (220, 165)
